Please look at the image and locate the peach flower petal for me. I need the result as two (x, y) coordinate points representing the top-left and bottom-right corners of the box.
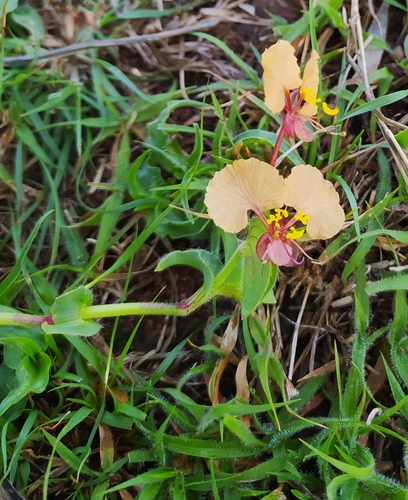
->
(284, 164), (344, 239)
(204, 158), (287, 233)
(300, 50), (319, 117)
(294, 118), (315, 142)
(256, 233), (297, 267)
(262, 40), (302, 114)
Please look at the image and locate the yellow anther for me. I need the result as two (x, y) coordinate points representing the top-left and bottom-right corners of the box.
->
(267, 215), (281, 227)
(267, 208), (288, 227)
(286, 227), (305, 240)
(322, 101), (338, 116)
(275, 208), (289, 218)
(294, 210), (310, 225)
(301, 88), (318, 105)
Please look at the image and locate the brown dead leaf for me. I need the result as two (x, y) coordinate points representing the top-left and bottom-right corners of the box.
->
(119, 490), (135, 500)
(284, 375), (299, 400)
(208, 306), (240, 405)
(236, 355), (250, 427)
(173, 453), (195, 475)
(109, 387), (129, 404)
(375, 236), (407, 251)
(209, 357), (230, 406)
(299, 392), (325, 417)
(297, 357), (346, 382)
(99, 423), (114, 470)
(219, 306), (240, 354)
(60, 5), (76, 43)
(366, 354), (388, 398)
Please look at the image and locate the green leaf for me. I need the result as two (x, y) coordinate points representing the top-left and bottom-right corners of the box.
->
(300, 439), (374, 478)
(366, 274), (408, 295)
(354, 261), (369, 334)
(256, 352), (281, 428)
(0, 349), (51, 417)
(3, 337), (46, 369)
(241, 219), (277, 317)
(91, 191), (124, 265)
(23, 85), (76, 115)
(223, 415), (265, 448)
(162, 434), (259, 459)
(10, 4), (44, 38)
(0, 211), (52, 300)
(42, 287), (100, 336)
(0, 0), (18, 13)
(389, 290), (407, 346)
(234, 130), (304, 165)
(115, 3), (197, 19)
(342, 91), (408, 120)
(395, 128), (408, 149)
(316, 0), (343, 28)
(157, 249), (222, 297)
(128, 149), (152, 200)
(93, 467), (178, 499)
(381, 353), (408, 421)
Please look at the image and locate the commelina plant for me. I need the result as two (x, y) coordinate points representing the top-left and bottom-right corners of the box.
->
(204, 40), (345, 267)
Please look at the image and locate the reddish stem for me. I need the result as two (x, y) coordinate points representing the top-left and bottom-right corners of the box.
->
(269, 121), (286, 167)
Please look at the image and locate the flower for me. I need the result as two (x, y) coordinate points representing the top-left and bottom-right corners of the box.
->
(204, 158), (287, 233)
(204, 159), (344, 267)
(262, 40), (338, 142)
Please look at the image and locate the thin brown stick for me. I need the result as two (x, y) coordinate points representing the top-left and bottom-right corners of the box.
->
(3, 18), (219, 67)
(350, 0), (408, 184)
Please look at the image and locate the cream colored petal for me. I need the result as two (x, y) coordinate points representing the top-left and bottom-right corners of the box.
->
(300, 50), (319, 117)
(264, 80), (287, 116)
(299, 102), (318, 117)
(300, 50), (319, 95)
(204, 158), (288, 233)
(262, 40), (302, 113)
(284, 164), (344, 239)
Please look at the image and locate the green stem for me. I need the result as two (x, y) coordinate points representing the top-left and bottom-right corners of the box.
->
(81, 302), (187, 319)
(81, 246), (244, 321)
(0, 312), (53, 327)
(0, 245), (245, 329)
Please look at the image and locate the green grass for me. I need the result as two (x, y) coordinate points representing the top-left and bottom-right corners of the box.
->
(1, 0), (408, 499)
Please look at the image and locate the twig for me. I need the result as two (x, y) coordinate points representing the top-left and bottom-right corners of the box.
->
(3, 18), (220, 67)
(350, 0), (408, 185)
(288, 281), (313, 380)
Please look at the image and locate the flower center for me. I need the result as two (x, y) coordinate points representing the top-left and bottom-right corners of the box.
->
(266, 208), (310, 240)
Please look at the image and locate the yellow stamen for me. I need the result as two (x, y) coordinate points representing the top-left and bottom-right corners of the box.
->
(267, 214), (279, 227)
(294, 210), (310, 225)
(286, 227), (305, 240)
(301, 88), (318, 105)
(267, 208), (288, 227)
(302, 88), (338, 116)
(322, 101), (338, 116)
(275, 208), (289, 218)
